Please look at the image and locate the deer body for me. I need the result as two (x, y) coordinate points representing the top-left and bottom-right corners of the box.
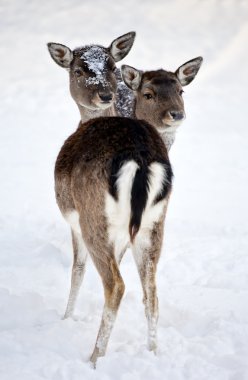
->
(55, 117), (172, 363)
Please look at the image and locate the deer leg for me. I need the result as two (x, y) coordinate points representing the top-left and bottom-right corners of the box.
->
(132, 225), (163, 353)
(143, 258), (159, 353)
(90, 255), (125, 366)
(135, 252), (158, 353)
(116, 245), (128, 266)
(63, 229), (88, 319)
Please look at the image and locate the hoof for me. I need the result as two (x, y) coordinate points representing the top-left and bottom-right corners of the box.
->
(90, 352), (98, 369)
(148, 340), (157, 354)
(62, 314), (69, 320)
(90, 347), (105, 368)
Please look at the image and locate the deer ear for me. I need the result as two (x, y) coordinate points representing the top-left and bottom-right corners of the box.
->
(121, 65), (142, 90)
(47, 42), (73, 68)
(109, 32), (136, 62)
(175, 56), (203, 86)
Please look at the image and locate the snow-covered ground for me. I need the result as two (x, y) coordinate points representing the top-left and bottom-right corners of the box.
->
(1, 0), (248, 379)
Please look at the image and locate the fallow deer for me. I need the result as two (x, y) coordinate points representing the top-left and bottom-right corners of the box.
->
(122, 57), (203, 150)
(54, 57), (202, 365)
(47, 32), (136, 123)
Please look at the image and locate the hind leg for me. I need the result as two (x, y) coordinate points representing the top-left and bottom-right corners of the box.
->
(131, 222), (164, 353)
(89, 252), (125, 366)
(63, 228), (88, 319)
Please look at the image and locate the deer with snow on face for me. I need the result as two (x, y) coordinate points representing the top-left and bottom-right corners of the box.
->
(54, 57), (202, 366)
(47, 32), (136, 123)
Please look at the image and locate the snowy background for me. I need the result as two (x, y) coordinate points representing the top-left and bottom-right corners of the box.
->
(1, 0), (248, 379)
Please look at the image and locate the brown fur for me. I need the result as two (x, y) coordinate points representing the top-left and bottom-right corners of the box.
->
(47, 32), (136, 123)
(53, 57), (202, 365)
(55, 116), (171, 364)
(135, 70), (184, 131)
(55, 116), (168, 218)
(69, 47), (117, 120)
(54, 60), (203, 365)
(121, 57), (203, 149)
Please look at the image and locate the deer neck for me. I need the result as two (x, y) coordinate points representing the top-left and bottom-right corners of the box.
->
(77, 104), (116, 123)
(160, 131), (176, 152)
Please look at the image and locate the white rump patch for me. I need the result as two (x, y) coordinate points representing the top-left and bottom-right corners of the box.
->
(147, 162), (168, 207)
(139, 162), (168, 232)
(132, 162), (168, 267)
(105, 160), (169, 255)
(105, 160), (139, 259)
(81, 46), (109, 87)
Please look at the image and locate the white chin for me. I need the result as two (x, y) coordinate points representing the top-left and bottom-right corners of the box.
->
(159, 124), (179, 133)
(96, 102), (113, 110)
(79, 102), (112, 111)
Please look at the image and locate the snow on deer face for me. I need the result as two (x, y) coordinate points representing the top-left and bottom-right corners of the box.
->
(69, 45), (117, 110)
(47, 32), (135, 111)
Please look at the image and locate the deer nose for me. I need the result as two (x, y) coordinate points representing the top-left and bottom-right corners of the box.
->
(98, 92), (113, 102)
(169, 111), (185, 121)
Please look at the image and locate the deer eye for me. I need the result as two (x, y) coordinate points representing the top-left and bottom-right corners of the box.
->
(74, 69), (82, 77)
(143, 93), (153, 100)
(179, 90), (184, 96)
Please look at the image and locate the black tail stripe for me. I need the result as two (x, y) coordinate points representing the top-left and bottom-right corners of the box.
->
(129, 166), (149, 239)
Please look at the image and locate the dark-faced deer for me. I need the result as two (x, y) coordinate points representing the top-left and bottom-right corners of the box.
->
(122, 57), (203, 150)
(54, 57), (202, 365)
(47, 32), (136, 123)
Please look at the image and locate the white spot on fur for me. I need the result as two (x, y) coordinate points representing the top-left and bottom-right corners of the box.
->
(105, 160), (139, 259)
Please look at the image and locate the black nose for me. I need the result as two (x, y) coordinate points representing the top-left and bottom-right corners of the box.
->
(169, 111), (185, 121)
(99, 92), (113, 102)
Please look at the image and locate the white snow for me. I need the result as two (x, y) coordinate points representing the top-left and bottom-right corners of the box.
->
(81, 45), (109, 87)
(116, 79), (135, 118)
(1, 0), (248, 379)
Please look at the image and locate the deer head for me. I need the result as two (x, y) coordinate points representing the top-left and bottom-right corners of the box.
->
(47, 32), (136, 116)
(121, 57), (203, 138)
